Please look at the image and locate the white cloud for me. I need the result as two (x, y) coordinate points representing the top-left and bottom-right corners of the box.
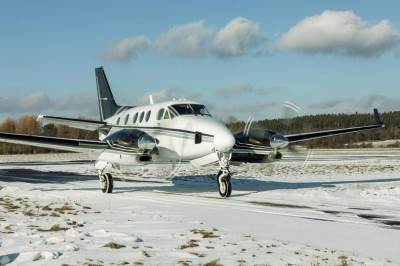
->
(280, 10), (400, 57)
(101, 17), (268, 60)
(0, 92), (98, 119)
(103, 36), (151, 61)
(154, 21), (213, 57)
(18, 92), (52, 112)
(214, 17), (264, 57)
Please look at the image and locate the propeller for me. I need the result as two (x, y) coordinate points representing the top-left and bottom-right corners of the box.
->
(234, 100), (312, 164)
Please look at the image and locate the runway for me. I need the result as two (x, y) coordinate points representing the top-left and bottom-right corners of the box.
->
(0, 150), (399, 265)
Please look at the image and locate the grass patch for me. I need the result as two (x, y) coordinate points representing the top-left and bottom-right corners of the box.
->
(338, 256), (350, 266)
(54, 204), (75, 213)
(142, 250), (151, 257)
(177, 260), (192, 266)
(203, 259), (223, 266)
(191, 229), (219, 238)
(38, 224), (69, 232)
(179, 239), (200, 249)
(103, 242), (126, 249)
(23, 209), (35, 216)
(42, 205), (52, 211)
(190, 252), (206, 258)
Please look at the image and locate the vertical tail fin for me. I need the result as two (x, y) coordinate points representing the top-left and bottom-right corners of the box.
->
(95, 67), (120, 121)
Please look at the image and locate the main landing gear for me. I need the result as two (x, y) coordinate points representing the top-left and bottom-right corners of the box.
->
(217, 152), (232, 198)
(99, 173), (113, 193)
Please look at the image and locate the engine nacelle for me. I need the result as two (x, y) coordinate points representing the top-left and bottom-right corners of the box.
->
(235, 128), (288, 149)
(105, 129), (157, 151)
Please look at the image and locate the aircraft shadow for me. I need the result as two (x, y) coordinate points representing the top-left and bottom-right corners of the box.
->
(1, 168), (400, 195)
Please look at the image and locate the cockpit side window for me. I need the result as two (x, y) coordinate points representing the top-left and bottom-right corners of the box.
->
(163, 109), (170, 119)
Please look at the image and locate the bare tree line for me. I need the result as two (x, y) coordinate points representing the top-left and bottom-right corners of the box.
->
(0, 116), (97, 154)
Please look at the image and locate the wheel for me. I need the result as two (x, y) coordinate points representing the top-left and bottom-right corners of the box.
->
(217, 171), (232, 198)
(100, 173), (113, 193)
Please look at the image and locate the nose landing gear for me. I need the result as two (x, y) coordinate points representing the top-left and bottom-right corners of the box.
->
(217, 152), (232, 198)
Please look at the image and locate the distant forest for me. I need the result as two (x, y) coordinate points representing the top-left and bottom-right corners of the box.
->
(226, 111), (400, 149)
(0, 111), (399, 154)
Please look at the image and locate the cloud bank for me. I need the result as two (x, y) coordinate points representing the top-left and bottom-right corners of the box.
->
(102, 17), (265, 61)
(280, 10), (400, 57)
(102, 11), (400, 61)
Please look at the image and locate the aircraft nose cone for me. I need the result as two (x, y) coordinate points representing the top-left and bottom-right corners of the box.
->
(214, 131), (235, 152)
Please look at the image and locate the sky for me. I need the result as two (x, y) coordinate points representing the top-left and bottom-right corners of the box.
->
(0, 0), (400, 121)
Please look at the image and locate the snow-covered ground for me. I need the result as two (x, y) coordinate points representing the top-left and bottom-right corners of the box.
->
(1, 149), (400, 265)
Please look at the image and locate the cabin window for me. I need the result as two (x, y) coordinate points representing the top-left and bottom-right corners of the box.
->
(145, 111), (151, 122)
(139, 112), (145, 123)
(163, 109), (170, 119)
(124, 114), (130, 125)
(157, 108), (164, 120)
(116, 117), (121, 125)
(133, 112), (138, 123)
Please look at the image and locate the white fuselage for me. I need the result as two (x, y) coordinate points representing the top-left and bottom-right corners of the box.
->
(98, 99), (235, 166)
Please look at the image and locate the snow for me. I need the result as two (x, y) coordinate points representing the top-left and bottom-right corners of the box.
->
(0, 149), (400, 265)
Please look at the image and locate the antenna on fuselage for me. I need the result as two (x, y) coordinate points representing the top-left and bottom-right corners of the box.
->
(149, 94), (154, 105)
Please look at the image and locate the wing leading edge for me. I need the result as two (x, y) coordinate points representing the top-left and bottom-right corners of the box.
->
(285, 108), (384, 143)
(38, 115), (107, 131)
(0, 132), (108, 153)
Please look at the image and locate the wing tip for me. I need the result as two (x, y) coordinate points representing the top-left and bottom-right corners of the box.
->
(373, 108), (384, 126)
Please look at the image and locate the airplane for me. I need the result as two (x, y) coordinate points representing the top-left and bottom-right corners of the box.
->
(0, 67), (385, 198)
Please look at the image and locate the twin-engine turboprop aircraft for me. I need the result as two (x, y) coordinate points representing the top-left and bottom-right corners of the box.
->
(0, 67), (385, 197)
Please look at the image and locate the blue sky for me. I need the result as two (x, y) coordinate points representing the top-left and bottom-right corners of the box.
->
(0, 1), (400, 120)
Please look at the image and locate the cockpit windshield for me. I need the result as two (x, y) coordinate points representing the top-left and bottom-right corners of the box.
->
(170, 104), (211, 117)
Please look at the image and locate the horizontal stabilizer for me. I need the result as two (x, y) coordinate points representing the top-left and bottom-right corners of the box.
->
(38, 115), (106, 131)
(0, 132), (108, 153)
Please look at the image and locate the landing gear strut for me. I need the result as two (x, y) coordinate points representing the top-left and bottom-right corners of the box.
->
(99, 173), (113, 193)
(217, 152), (232, 198)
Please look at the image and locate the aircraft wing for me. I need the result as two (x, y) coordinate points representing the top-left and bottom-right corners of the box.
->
(285, 108), (384, 143)
(0, 132), (108, 153)
(38, 115), (107, 131)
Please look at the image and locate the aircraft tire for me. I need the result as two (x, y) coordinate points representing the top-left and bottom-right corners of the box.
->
(217, 171), (232, 198)
(100, 173), (114, 193)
